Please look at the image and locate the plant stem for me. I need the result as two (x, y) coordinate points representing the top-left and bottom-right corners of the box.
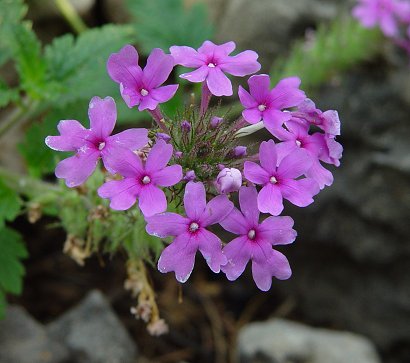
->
(148, 107), (168, 133)
(55, 0), (87, 34)
(200, 83), (212, 115)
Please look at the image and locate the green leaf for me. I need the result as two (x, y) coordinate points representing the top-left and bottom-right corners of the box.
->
(127, 0), (214, 54)
(0, 79), (19, 108)
(44, 24), (135, 105)
(0, 227), (28, 318)
(0, 179), (21, 227)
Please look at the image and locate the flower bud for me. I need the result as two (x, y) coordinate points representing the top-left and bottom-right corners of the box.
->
(211, 116), (223, 128)
(156, 133), (171, 142)
(184, 170), (196, 181)
(233, 146), (247, 157)
(174, 151), (183, 159)
(216, 168), (242, 194)
(181, 120), (191, 132)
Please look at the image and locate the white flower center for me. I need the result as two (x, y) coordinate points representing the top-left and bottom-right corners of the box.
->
(295, 140), (302, 147)
(140, 88), (149, 96)
(189, 222), (199, 232)
(207, 62), (216, 68)
(98, 142), (106, 151)
(270, 176), (278, 184)
(142, 176), (151, 184)
(258, 104), (266, 112)
(248, 229), (256, 240)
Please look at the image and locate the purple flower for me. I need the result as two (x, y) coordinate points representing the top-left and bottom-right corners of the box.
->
(244, 140), (320, 216)
(220, 186), (296, 291)
(216, 168), (242, 194)
(170, 40), (261, 96)
(45, 96), (148, 187)
(107, 45), (178, 111)
(97, 139), (182, 217)
(239, 74), (306, 133)
(352, 0), (406, 36)
(145, 181), (234, 282)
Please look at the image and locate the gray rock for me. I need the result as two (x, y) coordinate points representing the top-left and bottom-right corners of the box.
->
(238, 318), (381, 363)
(0, 306), (69, 363)
(47, 290), (137, 363)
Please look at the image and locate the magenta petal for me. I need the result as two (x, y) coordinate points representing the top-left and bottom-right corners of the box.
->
(263, 109), (292, 132)
(222, 236), (251, 281)
(145, 212), (189, 238)
(199, 194), (234, 226)
(145, 139), (173, 173)
(107, 128), (148, 151)
(88, 96), (117, 140)
(244, 161), (270, 185)
(143, 48), (175, 88)
(157, 233), (198, 283)
(55, 150), (99, 187)
(206, 67), (233, 96)
(45, 120), (89, 152)
(239, 186), (260, 227)
(242, 108), (262, 124)
(208, 41), (236, 57)
(98, 178), (140, 210)
(152, 164), (182, 187)
(258, 216), (296, 245)
(259, 140), (277, 174)
(197, 229), (227, 273)
(238, 86), (258, 109)
(170, 45), (205, 67)
(275, 141), (298, 164)
(180, 66), (209, 82)
(305, 159), (334, 190)
(219, 50), (261, 76)
(257, 184), (284, 216)
(269, 76), (305, 109)
(302, 133), (326, 158)
(380, 13), (398, 36)
(102, 148), (143, 178)
(280, 178), (319, 207)
(248, 74), (271, 102)
(220, 208), (249, 235)
(138, 95), (159, 111)
(277, 148), (312, 179)
(150, 84), (179, 103)
(138, 184), (167, 217)
(184, 181), (206, 220)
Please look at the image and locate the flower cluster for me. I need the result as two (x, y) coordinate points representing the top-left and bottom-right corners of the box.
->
(353, 0), (410, 55)
(46, 40), (342, 291)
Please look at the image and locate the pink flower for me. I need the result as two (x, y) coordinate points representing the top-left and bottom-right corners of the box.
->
(145, 181), (234, 283)
(97, 139), (182, 217)
(220, 186), (296, 291)
(244, 140), (320, 216)
(216, 168), (242, 194)
(352, 0), (406, 36)
(107, 45), (178, 110)
(170, 40), (261, 96)
(45, 96), (148, 187)
(239, 74), (306, 133)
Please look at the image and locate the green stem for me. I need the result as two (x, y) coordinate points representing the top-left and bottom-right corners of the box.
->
(55, 0), (88, 34)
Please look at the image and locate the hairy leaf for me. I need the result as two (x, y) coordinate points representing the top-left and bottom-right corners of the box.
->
(0, 179), (21, 227)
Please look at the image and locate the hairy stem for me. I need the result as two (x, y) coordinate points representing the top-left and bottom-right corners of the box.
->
(55, 0), (88, 34)
(148, 107), (169, 133)
(200, 83), (212, 115)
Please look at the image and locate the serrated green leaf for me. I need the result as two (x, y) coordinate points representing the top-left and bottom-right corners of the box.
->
(127, 0), (214, 54)
(0, 179), (21, 227)
(0, 227), (28, 297)
(0, 79), (19, 108)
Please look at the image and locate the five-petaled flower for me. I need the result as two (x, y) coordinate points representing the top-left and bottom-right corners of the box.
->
(107, 45), (178, 111)
(244, 140), (320, 216)
(239, 74), (306, 133)
(98, 139), (182, 217)
(45, 96), (148, 187)
(170, 40), (261, 96)
(221, 186), (296, 291)
(145, 181), (234, 283)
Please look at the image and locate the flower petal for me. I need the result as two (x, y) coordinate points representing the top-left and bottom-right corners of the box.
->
(158, 232), (198, 283)
(242, 108), (262, 124)
(152, 164), (183, 187)
(239, 186), (260, 227)
(88, 96), (117, 140)
(257, 184), (284, 216)
(170, 45), (206, 67)
(98, 178), (140, 210)
(222, 236), (251, 281)
(197, 229), (227, 273)
(244, 161), (270, 185)
(199, 194), (234, 226)
(145, 139), (173, 174)
(206, 67), (233, 96)
(277, 148), (312, 179)
(180, 66), (209, 82)
(150, 84), (179, 103)
(219, 50), (261, 76)
(280, 178), (320, 207)
(238, 86), (258, 109)
(45, 120), (89, 152)
(248, 74), (271, 103)
(107, 128), (148, 151)
(145, 212), (189, 238)
(102, 148), (143, 178)
(259, 139), (277, 174)
(184, 181), (206, 220)
(55, 150), (99, 187)
(263, 109), (292, 132)
(258, 216), (296, 245)
(305, 159), (334, 190)
(220, 208), (249, 235)
(269, 77), (306, 109)
(143, 48), (175, 89)
(138, 184), (167, 217)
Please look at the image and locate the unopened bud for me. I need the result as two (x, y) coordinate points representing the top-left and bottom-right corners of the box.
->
(184, 170), (196, 181)
(233, 146), (247, 157)
(181, 120), (191, 132)
(210, 116), (223, 128)
(156, 133), (171, 142)
(216, 168), (242, 194)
